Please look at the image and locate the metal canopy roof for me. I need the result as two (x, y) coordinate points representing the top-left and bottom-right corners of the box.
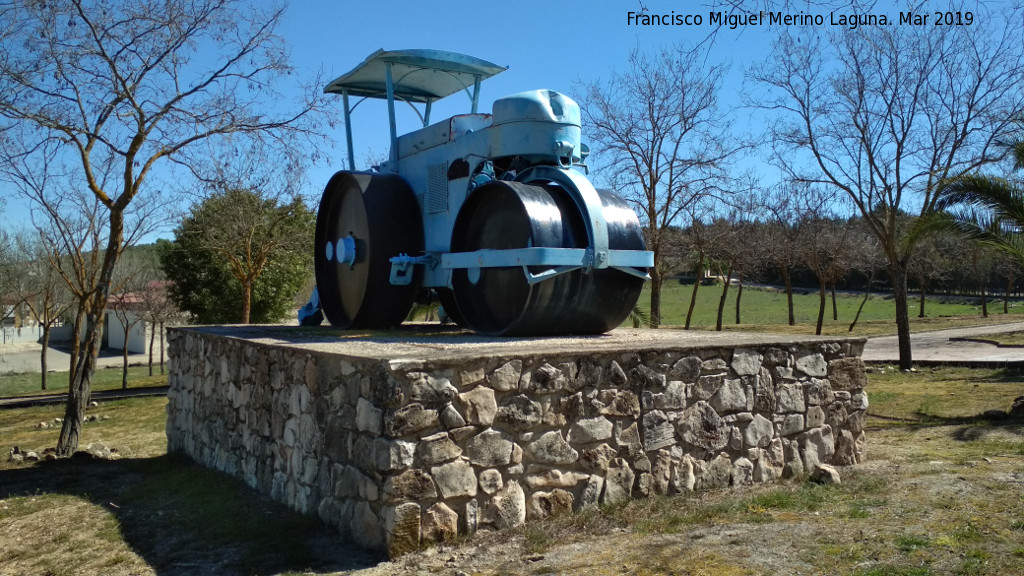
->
(324, 49), (507, 102)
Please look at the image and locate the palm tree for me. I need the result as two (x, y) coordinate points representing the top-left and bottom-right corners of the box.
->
(932, 129), (1024, 262)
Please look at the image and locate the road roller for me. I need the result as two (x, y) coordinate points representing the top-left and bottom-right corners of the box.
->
(312, 49), (653, 336)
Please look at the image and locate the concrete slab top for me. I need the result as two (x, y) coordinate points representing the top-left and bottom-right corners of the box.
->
(172, 324), (865, 363)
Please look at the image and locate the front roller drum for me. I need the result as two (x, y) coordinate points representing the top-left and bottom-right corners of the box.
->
(450, 180), (645, 336)
(314, 171), (423, 329)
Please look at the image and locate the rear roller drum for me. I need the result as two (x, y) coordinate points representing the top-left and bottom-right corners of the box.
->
(450, 180), (645, 336)
(314, 172), (423, 329)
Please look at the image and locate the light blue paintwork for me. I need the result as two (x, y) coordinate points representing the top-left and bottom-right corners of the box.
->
(322, 49), (653, 291)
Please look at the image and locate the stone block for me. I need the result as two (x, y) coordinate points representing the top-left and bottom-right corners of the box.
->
(384, 403), (439, 437)
(653, 380), (687, 410)
(601, 458), (635, 505)
(615, 422), (644, 456)
(383, 469), (438, 504)
(496, 395), (543, 430)
(732, 457), (754, 486)
(806, 405), (826, 429)
(676, 401), (731, 451)
(525, 431), (578, 465)
(577, 475), (605, 511)
(421, 502), (458, 543)
(669, 356), (702, 381)
(524, 469), (587, 490)
(598, 389), (640, 418)
(482, 480), (526, 529)
(487, 360), (522, 392)
(697, 453), (733, 490)
(479, 469), (504, 495)
(417, 432), (462, 466)
(630, 364), (666, 389)
(355, 398), (382, 434)
(693, 374), (725, 401)
(828, 357), (868, 391)
(431, 460), (478, 499)
(568, 415), (614, 444)
(776, 384), (806, 413)
(800, 425), (836, 471)
(744, 414), (774, 448)
(383, 502), (420, 558)
(528, 489), (574, 520)
(731, 348), (762, 376)
(351, 501), (384, 550)
(523, 363), (568, 393)
(641, 410), (676, 452)
(458, 386), (497, 426)
(579, 443), (618, 472)
(794, 350), (828, 377)
(405, 372), (457, 405)
(465, 429), (514, 467)
(710, 378), (747, 414)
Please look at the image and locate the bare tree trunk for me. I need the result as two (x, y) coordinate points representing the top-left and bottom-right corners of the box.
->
(160, 322), (165, 374)
(58, 310), (101, 456)
(685, 257), (703, 330)
(40, 325), (50, 391)
(56, 211), (124, 457)
(715, 267), (732, 331)
(1005, 276), (1013, 314)
(849, 270), (875, 332)
(148, 321), (155, 376)
(981, 283), (988, 317)
(734, 274), (744, 325)
(815, 279), (827, 336)
(121, 338), (129, 390)
(649, 266), (663, 329)
(890, 263), (913, 371)
(918, 276), (927, 318)
(242, 280), (253, 324)
(780, 265), (795, 326)
(830, 284), (838, 321)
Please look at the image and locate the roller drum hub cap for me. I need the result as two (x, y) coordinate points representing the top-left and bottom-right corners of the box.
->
(314, 171), (423, 329)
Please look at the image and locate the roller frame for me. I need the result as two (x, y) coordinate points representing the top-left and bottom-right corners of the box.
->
(318, 49), (654, 334)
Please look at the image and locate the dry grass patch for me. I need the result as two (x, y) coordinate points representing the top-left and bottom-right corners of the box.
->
(0, 493), (153, 576)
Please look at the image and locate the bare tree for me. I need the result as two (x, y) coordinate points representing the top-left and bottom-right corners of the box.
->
(0, 0), (325, 456)
(134, 270), (179, 376)
(577, 43), (747, 327)
(994, 251), (1023, 314)
(750, 5), (1024, 368)
(0, 229), (17, 336)
(109, 251), (153, 389)
(14, 231), (74, 390)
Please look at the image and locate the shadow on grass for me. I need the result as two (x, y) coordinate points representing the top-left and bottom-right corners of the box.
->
(868, 410), (1024, 442)
(0, 453), (382, 576)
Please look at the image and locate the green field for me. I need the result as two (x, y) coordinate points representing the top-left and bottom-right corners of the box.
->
(0, 366), (166, 398)
(641, 282), (1021, 335)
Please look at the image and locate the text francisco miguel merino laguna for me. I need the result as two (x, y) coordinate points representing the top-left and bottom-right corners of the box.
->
(626, 10), (974, 30)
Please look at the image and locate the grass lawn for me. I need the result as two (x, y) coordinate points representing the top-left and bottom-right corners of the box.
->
(1, 366), (1023, 575)
(0, 366), (167, 398)
(641, 282), (1024, 336)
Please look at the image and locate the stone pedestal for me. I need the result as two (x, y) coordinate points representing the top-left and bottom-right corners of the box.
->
(166, 325), (868, 558)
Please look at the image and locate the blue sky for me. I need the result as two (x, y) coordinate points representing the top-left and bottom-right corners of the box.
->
(280, 0), (769, 176)
(2, 0), (1003, 239)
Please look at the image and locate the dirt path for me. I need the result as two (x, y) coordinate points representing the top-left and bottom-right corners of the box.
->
(863, 321), (1024, 363)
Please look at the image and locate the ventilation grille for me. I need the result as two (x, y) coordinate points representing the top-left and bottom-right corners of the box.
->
(426, 163), (448, 214)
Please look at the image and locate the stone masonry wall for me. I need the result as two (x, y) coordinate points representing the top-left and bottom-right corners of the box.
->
(166, 328), (868, 558)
